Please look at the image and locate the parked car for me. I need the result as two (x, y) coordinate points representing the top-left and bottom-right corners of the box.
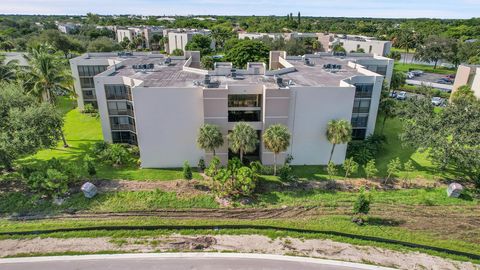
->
(446, 74), (456, 79)
(389, 91), (397, 98)
(431, 97), (444, 106)
(440, 63), (454, 69)
(435, 78), (453, 84)
(396, 91), (407, 100)
(406, 72), (415, 79)
(410, 70), (424, 76)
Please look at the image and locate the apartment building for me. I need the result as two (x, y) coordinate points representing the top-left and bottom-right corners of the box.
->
(70, 51), (393, 168)
(452, 65), (480, 98)
(238, 32), (391, 56)
(57, 23), (80, 34)
(167, 30), (213, 54)
(116, 26), (164, 49)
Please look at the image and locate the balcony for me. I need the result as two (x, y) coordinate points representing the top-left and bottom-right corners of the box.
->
(111, 123), (136, 132)
(106, 93), (132, 100)
(108, 109), (135, 117)
(228, 110), (261, 122)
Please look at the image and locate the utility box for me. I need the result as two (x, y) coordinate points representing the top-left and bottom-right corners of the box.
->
(81, 182), (98, 198)
(447, 183), (463, 198)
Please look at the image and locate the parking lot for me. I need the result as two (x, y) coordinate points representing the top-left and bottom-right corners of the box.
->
(410, 72), (450, 84)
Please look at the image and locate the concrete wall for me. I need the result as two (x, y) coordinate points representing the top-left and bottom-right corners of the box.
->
(452, 65), (480, 99)
(203, 88), (229, 164)
(288, 86), (355, 165)
(133, 87), (205, 168)
(340, 39), (391, 56)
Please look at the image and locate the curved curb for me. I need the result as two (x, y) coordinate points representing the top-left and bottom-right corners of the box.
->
(0, 252), (397, 269)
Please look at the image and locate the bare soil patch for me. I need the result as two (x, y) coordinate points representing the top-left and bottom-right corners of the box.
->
(0, 235), (478, 270)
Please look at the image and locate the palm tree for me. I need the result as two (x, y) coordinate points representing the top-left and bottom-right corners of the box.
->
(26, 43), (73, 147)
(263, 124), (291, 175)
(197, 123), (224, 157)
(326, 119), (352, 163)
(379, 98), (396, 134)
(0, 54), (19, 83)
(228, 122), (258, 163)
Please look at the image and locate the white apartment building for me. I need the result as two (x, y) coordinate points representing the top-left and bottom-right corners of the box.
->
(167, 30), (214, 54)
(452, 65), (480, 98)
(57, 23), (80, 34)
(238, 32), (392, 56)
(116, 26), (164, 49)
(70, 51), (393, 168)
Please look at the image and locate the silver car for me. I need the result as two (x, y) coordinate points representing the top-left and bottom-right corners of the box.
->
(431, 97), (444, 106)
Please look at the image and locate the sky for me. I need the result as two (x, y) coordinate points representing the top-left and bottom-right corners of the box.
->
(1, 0), (479, 19)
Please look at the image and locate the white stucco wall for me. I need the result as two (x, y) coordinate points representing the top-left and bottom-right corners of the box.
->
(288, 86), (355, 165)
(132, 87), (205, 168)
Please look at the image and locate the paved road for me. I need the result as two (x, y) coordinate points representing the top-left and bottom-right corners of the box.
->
(0, 253), (396, 270)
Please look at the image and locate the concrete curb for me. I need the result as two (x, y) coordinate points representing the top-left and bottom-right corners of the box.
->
(0, 252), (397, 269)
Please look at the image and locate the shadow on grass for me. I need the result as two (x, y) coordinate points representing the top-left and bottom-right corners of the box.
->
(368, 217), (405, 227)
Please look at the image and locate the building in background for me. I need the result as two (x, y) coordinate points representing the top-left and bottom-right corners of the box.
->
(57, 23), (80, 34)
(116, 26), (164, 49)
(167, 29), (213, 54)
(452, 65), (480, 98)
(70, 51), (393, 168)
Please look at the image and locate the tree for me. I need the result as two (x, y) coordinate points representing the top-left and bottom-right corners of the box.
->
(386, 157), (401, 183)
(183, 160), (193, 180)
(363, 159), (378, 180)
(225, 39), (269, 68)
(414, 35), (453, 69)
(87, 37), (122, 52)
(395, 28), (417, 64)
(326, 119), (352, 163)
(263, 124), (291, 175)
(210, 26), (233, 50)
(379, 98), (397, 134)
(343, 157), (359, 179)
(84, 155), (96, 177)
(171, 48), (184, 56)
(30, 29), (84, 58)
(0, 83), (63, 171)
(0, 55), (18, 83)
(390, 71), (406, 91)
(0, 41), (15, 51)
(326, 161), (338, 180)
(387, 51), (401, 61)
(353, 187), (371, 223)
(201, 56), (215, 70)
(185, 34), (213, 55)
(332, 44), (346, 53)
(228, 122), (259, 163)
(451, 85), (476, 104)
(403, 160), (415, 185)
(197, 123), (224, 157)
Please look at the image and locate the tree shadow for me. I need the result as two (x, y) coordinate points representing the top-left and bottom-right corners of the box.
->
(367, 217), (406, 227)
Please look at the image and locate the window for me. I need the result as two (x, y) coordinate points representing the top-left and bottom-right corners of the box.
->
(82, 90), (95, 100)
(110, 116), (136, 131)
(228, 110), (261, 122)
(112, 131), (137, 145)
(228, 94), (262, 107)
(105, 84), (132, 100)
(352, 129), (367, 140)
(376, 66), (387, 76)
(353, 99), (371, 113)
(351, 114), (368, 128)
(108, 101), (134, 116)
(355, 84), (373, 98)
(78, 65), (108, 77)
(80, 77), (95, 89)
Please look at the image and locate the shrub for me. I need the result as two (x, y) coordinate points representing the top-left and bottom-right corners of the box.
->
(92, 141), (109, 156)
(278, 165), (297, 182)
(81, 103), (97, 114)
(353, 187), (371, 216)
(347, 134), (386, 165)
(197, 158), (206, 172)
(249, 160), (263, 175)
(205, 156), (221, 177)
(343, 157), (359, 179)
(210, 160), (259, 198)
(84, 155), (96, 177)
(363, 159), (378, 180)
(183, 161), (193, 180)
(325, 161), (338, 180)
(26, 169), (69, 198)
(92, 143), (132, 167)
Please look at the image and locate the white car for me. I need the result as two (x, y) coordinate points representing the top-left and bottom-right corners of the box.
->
(406, 72), (415, 79)
(396, 91), (407, 100)
(410, 70), (424, 76)
(431, 97), (444, 106)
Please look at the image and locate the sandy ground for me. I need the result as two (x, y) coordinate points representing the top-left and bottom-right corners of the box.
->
(0, 235), (478, 270)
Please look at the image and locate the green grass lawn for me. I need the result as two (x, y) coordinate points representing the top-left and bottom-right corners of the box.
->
(390, 47), (416, 54)
(394, 62), (455, 75)
(19, 97), (201, 181)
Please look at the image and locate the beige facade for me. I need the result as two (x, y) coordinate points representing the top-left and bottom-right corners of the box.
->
(70, 51), (393, 168)
(452, 65), (480, 99)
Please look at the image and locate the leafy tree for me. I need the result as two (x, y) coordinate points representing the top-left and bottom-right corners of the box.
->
(0, 54), (18, 83)
(205, 156), (221, 178)
(99, 144), (131, 167)
(387, 51), (401, 61)
(0, 83), (63, 171)
(379, 98), (397, 134)
(30, 29), (84, 58)
(403, 160), (415, 183)
(197, 158), (206, 172)
(201, 56), (215, 70)
(87, 37), (122, 52)
(185, 34), (213, 55)
(26, 169), (69, 198)
(332, 44), (346, 53)
(451, 85), (476, 104)
(353, 187), (371, 218)
(390, 71), (406, 90)
(363, 159), (378, 180)
(225, 39), (269, 68)
(84, 155), (96, 177)
(228, 122), (259, 163)
(211, 26), (233, 50)
(414, 35), (454, 69)
(171, 48), (184, 56)
(343, 157), (359, 179)
(197, 123), (224, 156)
(183, 160), (193, 180)
(326, 119), (352, 163)
(326, 161), (338, 180)
(386, 157), (401, 183)
(262, 124), (291, 175)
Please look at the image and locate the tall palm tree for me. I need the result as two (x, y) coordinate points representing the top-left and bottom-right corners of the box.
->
(26, 43), (73, 147)
(263, 124), (291, 175)
(379, 98), (396, 134)
(228, 122), (258, 163)
(26, 43), (74, 103)
(0, 54), (19, 83)
(326, 119), (352, 163)
(197, 123), (224, 157)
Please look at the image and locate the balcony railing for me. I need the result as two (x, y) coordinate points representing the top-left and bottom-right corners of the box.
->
(111, 123), (136, 132)
(352, 107), (370, 114)
(108, 109), (135, 117)
(106, 94), (132, 100)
